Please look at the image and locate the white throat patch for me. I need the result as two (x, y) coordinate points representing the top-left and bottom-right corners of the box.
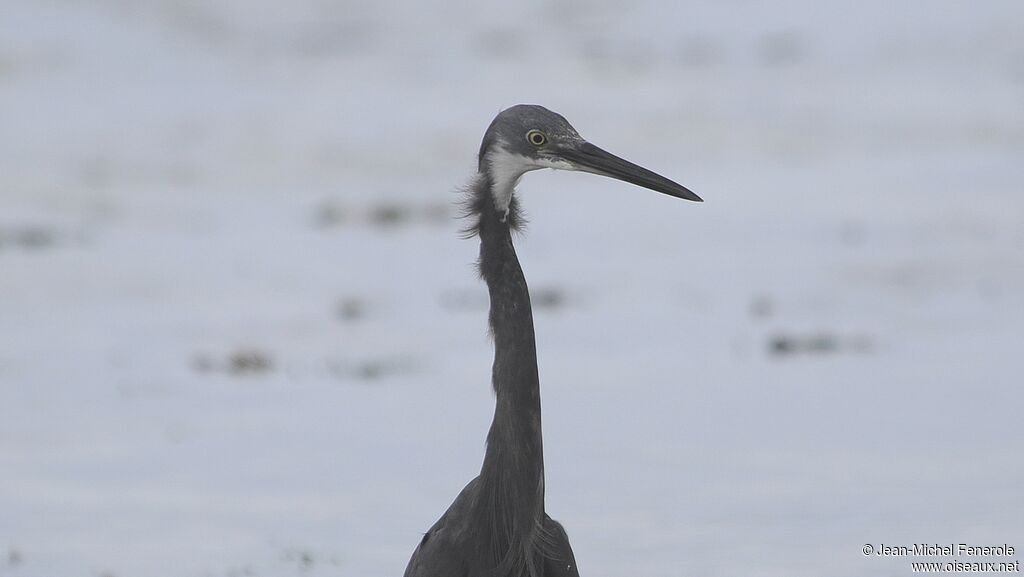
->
(485, 148), (537, 216)
(484, 145), (577, 216)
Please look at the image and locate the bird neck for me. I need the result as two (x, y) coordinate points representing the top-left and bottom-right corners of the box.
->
(477, 187), (544, 489)
(470, 175), (547, 572)
(478, 196), (544, 482)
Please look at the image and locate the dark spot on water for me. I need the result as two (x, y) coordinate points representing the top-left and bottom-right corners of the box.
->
(282, 548), (316, 572)
(20, 228), (55, 249)
(533, 287), (567, 310)
(369, 204), (408, 227)
(329, 356), (416, 383)
(768, 332), (873, 357)
(7, 548), (22, 567)
(191, 349), (274, 376)
(356, 362), (385, 380)
(0, 225), (59, 251)
(769, 335), (794, 355)
(352, 358), (405, 381)
(191, 353), (216, 373)
(313, 201), (349, 229)
(336, 297), (366, 322)
(314, 201), (449, 230)
(805, 333), (839, 353)
(368, 202), (449, 228)
(229, 350), (273, 374)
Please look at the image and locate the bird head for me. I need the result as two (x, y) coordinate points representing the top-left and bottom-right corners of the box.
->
(478, 104), (702, 214)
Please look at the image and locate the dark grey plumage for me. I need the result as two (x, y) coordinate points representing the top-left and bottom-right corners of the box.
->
(404, 105), (700, 577)
(476, 105), (583, 172)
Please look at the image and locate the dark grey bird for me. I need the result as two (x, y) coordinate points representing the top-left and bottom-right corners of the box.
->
(404, 104), (701, 577)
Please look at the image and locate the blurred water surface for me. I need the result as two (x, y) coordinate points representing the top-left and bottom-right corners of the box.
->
(1, 1), (1023, 576)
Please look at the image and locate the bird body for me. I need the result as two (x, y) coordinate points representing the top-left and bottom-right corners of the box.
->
(405, 105), (699, 577)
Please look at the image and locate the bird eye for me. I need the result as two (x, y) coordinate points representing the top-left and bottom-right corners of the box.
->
(526, 130), (546, 146)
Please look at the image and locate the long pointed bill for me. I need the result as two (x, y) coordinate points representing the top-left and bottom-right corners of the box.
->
(559, 141), (702, 202)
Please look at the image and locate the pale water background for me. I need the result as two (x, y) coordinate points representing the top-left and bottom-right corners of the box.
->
(1, 1), (1023, 576)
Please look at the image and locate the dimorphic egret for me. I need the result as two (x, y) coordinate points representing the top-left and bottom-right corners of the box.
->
(404, 105), (701, 577)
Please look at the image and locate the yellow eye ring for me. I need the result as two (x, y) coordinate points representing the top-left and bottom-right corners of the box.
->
(526, 130), (546, 146)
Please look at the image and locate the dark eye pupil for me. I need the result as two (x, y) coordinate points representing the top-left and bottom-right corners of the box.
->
(530, 132), (544, 144)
